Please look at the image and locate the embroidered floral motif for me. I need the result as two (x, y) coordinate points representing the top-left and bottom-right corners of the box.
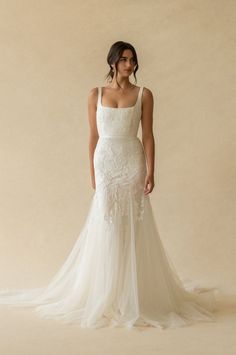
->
(93, 87), (146, 224)
(94, 138), (147, 224)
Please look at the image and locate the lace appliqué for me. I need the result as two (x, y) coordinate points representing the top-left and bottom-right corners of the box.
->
(96, 185), (146, 224)
(94, 140), (147, 224)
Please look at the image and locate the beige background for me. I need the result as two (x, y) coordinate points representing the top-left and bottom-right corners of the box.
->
(0, 1), (235, 354)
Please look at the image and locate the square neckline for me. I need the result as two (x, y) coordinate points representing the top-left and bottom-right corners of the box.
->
(100, 86), (142, 109)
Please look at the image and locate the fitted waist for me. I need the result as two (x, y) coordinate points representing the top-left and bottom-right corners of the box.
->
(99, 135), (139, 140)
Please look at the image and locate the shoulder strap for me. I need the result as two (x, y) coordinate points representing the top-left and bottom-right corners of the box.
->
(139, 86), (143, 98)
(97, 87), (101, 106)
(137, 86), (144, 109)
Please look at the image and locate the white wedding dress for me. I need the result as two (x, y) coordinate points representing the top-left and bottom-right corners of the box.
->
(0, 86), (219, 330)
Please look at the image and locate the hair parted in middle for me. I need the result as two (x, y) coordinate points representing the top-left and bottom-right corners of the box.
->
(104, 41), (139, 87)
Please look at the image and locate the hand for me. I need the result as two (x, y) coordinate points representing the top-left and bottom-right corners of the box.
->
(144, 173), (155, 195)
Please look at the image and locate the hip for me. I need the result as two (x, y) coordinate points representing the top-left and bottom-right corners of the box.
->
(93, 136), (147, 185)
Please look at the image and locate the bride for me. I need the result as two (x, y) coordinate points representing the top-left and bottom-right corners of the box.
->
(0, 40), (219, 330)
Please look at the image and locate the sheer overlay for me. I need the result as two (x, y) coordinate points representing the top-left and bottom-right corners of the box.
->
(0, 86), (219, 329)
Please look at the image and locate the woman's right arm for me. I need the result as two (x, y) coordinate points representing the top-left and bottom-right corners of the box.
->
(87, 88), (99, 190)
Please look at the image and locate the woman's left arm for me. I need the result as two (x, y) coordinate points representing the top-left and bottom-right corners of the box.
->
(141, 87), (155, 194)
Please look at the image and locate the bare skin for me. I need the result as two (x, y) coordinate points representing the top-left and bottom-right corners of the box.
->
(87, 48), (155, 195)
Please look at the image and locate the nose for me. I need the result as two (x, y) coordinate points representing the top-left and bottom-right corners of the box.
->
(126, 59), (133, 68)
(126, 63), (132, 69)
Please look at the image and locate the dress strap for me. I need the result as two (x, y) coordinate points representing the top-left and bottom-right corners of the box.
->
(137, 86), (144, 110)
(97, 87), (101, 107)
(138, 86), (143, 99)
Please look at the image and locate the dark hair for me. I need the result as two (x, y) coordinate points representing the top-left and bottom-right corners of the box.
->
(104, 41), (139, 87)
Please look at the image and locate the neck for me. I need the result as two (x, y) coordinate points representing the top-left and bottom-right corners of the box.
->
(109, 78), (134, 90)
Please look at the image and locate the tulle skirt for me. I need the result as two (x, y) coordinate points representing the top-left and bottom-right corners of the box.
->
(0, 193), (217, 329)
(0, 191), (219, 330)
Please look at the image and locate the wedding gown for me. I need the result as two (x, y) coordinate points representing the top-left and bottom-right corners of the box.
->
(0, 86), (219, 330)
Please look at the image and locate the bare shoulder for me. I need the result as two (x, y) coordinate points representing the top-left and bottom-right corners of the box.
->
(142, 87), (154, 110)
(142, 87), (154, 101)
(88, 87), (99, 106)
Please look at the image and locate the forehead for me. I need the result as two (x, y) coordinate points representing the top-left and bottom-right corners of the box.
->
(120, 49), (134, 58)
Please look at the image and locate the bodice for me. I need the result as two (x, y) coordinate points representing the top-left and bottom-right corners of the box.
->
(96, 86), (144, 139)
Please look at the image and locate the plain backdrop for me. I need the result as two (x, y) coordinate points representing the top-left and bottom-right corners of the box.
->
(0, 2), (236, 355)
(0, 0), (235, 298)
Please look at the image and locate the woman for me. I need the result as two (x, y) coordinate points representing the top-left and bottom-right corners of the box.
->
(0, 41), (218, 330)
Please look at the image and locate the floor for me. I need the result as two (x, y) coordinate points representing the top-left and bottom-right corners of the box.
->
(0, 294), (235, 355)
